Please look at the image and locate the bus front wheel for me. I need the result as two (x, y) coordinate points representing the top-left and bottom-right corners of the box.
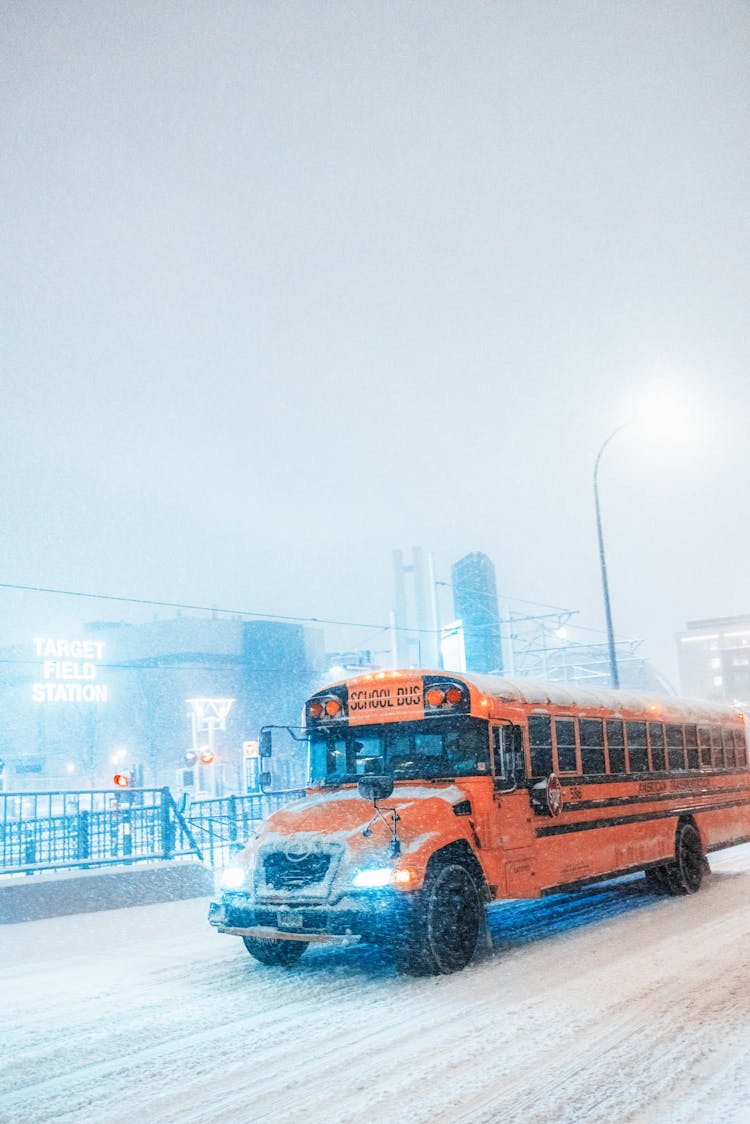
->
(242, 935), (309, 966)
(393, 861), (482, 976)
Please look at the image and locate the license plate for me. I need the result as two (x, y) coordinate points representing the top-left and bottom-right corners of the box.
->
(277, 909), (303, 930)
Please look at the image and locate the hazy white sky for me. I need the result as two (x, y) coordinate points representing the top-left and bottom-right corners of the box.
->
(2, 0), (749, 683)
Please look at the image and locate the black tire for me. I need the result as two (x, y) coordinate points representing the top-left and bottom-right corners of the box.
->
(242, 936), (309, 966)
(665, 823), (705, 895)
(644, 865), (671, 894)
(394, 862), (482, 976)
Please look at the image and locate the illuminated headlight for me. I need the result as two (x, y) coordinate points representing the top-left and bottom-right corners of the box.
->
(352, 867), (392, 888)
(218, 865), (247, 891)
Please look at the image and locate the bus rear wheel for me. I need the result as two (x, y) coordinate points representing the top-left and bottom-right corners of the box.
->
(242, 935), (309, 966)
(393, 862), (482, 976)
(644, 865), (671, 894)
(665, 822), (705, 895)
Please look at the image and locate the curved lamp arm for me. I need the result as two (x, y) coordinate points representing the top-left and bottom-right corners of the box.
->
(593, 420), (635, 689)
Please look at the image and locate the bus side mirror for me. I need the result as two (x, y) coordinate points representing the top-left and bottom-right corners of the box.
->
(358, 775), (394, 804)
(259, 730), (273, 758)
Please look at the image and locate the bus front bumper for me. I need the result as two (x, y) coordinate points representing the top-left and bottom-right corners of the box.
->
(208, 891), (411, 946)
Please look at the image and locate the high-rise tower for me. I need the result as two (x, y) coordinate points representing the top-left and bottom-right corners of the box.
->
(451, 551), (503, 674)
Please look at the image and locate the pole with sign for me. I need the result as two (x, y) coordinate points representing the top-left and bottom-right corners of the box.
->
(243, 740), (259, 792)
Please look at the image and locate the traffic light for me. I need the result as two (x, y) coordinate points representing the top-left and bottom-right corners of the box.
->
(199, 749), (215, 765)
(113, 773), (130, 788)
(185, 750), (198, 766)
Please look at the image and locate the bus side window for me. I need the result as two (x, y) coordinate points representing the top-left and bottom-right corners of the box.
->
(698, 725), (712, 768)
(528, 715), (553, 777)
(735, 728), (748, 767)
(606, 720), (625, 773)
(493, 725), (524, 783)
(554, 718), (578, 773)
(666, 725), (686, 771)
(649, 723), (666, 771)
(722, 727), (736, 768)
(580, 718), (605, 774)
(625, 721), (648, 773)
(685, 725), (699, 770)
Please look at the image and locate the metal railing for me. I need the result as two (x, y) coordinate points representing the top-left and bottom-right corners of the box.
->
(183, 789), (306, 869)
(0, 786), (304, 877)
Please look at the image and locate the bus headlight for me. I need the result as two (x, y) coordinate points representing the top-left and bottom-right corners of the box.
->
(352, 867), (391, 888)
(218, 865), (247, 891)
(352, 867), (416, 889)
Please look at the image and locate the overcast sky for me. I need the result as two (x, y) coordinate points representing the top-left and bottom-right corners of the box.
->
(2, 0), (749, 684)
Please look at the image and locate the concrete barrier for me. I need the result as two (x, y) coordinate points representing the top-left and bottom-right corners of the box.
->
(0, 861), (215, 924)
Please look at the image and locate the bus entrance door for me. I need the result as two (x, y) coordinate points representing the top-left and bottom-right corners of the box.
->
(491, 724), (537, 898)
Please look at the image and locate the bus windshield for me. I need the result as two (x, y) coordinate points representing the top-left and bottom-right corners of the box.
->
(308, 716), (490, 786)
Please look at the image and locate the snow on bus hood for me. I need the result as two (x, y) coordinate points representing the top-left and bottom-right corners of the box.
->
(259, 783), (466, 839)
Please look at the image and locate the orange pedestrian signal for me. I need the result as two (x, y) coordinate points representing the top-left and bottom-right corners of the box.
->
(113, 773), (130, 788)
(199, 750), (215, 765)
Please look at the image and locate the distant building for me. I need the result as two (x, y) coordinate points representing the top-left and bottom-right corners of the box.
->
(0, 617), (324, 792)
(391, 547), (440, 667)
(451, 551), (503, 675)
(677, 615), (750, 703)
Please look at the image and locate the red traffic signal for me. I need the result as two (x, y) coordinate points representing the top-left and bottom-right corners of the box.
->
(113, 773), (130, 788)
(199, 750), (215, 765)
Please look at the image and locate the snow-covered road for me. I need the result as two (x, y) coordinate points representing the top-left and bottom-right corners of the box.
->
(2, 845), (749, 1124)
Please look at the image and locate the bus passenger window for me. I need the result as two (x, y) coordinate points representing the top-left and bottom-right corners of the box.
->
(722, 727), (736, 768)
(528, 715), (553, 777)
(580, 719), (605, 774)
(698, 725), (712, 768)
(606, 720), (625, 773)
(735, 729), (748, 767)
(711, 726), (724, 768)
(666, 725), (686, 771)
(554, 718), (577, 773)
(625, 721), (648, 773)
(649, 724), (665, 771)
(685, 726), (699, 770)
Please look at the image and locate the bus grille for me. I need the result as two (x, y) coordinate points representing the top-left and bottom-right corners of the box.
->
(262, 851), (332, 891)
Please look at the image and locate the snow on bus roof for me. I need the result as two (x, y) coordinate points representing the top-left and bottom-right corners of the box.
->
(333, 669), (743, 723)
(457, 672), (743, 723)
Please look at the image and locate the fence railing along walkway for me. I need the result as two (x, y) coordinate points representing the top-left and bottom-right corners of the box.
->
(0, 787), (304, 877)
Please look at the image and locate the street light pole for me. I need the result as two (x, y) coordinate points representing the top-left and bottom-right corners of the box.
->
(593, 421), (634, 690)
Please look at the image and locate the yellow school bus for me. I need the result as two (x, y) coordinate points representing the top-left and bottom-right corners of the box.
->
(209, 668), (750, 974)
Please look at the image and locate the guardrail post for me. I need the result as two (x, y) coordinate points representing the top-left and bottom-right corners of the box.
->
(161, 787), (176, 860)
(228, 795), (239, 850)
(77, 809), (90, 860)
(121, 793), (133, 857)
(24, 826), (35, 869)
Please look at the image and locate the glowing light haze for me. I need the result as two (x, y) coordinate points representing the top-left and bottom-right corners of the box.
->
(2, 1), (749, 684)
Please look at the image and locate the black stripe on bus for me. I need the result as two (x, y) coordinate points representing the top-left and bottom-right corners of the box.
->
(562, 782), (750, 813)
(554, 767), (750, 787)
(539, 860), (668, 897)
(535, 795), (750, 838)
